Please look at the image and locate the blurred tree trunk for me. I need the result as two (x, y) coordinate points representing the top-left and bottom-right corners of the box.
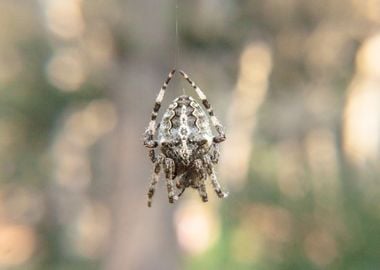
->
(102, 1), (180, 270)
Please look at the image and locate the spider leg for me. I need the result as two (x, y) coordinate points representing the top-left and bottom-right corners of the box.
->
(176, 172), (191, 198)
(209, 143), (220, 164)
(194, 158), (208, 202)
(179, 70), (226, 143)
(148, 149), (157, 163)
(204, 155), (228, 199)
(197, 181), (208, 202)
(147, 155), (163, 207)
(178, 187), (186, 198)
(144, 69), (176, 148)
(194, 158), (207, 179)
(163, 157), (178, 203)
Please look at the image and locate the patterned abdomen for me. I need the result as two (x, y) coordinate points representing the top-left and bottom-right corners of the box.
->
(158, 95), (213, 144)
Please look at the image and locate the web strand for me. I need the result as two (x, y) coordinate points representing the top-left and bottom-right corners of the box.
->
(175, 0), (179, 70)
(174, 0), (186, 95)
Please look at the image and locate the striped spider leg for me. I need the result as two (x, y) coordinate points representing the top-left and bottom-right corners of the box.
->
(179, 70), (228, 199)
(179, 70), (226, 143)
(144, 69), (176, 207)
(143, 69), (176, 149)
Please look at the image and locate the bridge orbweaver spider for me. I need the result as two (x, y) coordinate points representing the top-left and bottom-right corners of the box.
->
(143, 69), (228, 207)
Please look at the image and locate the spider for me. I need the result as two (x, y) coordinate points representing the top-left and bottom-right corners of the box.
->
(143, 69), (228, 207)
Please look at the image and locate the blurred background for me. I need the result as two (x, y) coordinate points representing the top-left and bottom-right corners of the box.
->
(1, 0), (380, 269)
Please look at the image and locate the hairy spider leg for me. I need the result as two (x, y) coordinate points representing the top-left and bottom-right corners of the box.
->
(164, 157), (178, 203)
(179, 70), (226, 143)
(148, 149), (157, 163)
(204, 155), (228, 198)
(209, 168), (228, 198)
(193, 158), (208, 202)
(144, 69), (176, 148)
(147, 155), (163, 207)
(198, 181), (208, 202)
(209, 143), (220, 164)
(194, 158), (207, 179)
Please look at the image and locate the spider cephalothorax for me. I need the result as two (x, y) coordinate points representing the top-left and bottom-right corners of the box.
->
(143, 69), (228, 207)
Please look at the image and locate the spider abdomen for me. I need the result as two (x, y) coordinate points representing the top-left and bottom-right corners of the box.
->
(158, 96), (213, 143)
(158, 95), (213, 166)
